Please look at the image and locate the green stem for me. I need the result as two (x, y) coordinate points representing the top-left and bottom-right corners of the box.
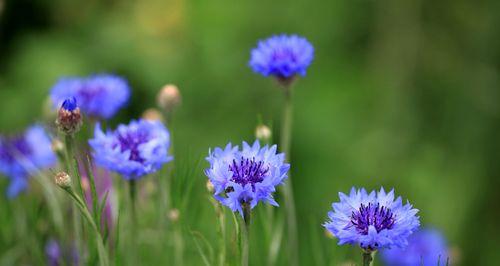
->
(129, 180), (138, 265)
(241, 204), (251, 266)
(362, 250), (375, 266)
(64, 187), (109, 266)
(280, 86), (299, 266)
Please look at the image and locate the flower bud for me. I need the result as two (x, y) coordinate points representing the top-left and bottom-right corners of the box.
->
(142, 108), (163, 122)
(51, 139), (64, 154)
(255, 124), (272, 143)
(325, 228), (335, 239)
(157, 84), (181, 112)
(55, 172), (71, 189)
(206, 180), (214, 193)
(56, 97), (82, 135)
(168, 208), (180, 223)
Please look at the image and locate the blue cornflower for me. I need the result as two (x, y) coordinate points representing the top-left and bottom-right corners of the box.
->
(249, 34), (314, 79)
(50, 74), (130, 119)
(205, 141), (290, 216)
(89, 119), (172, 179)
(0, 125), (56, 198)
(381, 228), (449, 266)
(323, 187), (420, 250)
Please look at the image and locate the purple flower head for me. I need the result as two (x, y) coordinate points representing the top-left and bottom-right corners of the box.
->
(381, 228), (449, 266)
(205, 141), (290, 217)
(249, 34), (314, 78)
(0, 125), (56, 198)
(50, 74), (130, 119)
(323, 187), (420, 250)
(45, 239), (61, 266)
(89, 119), (172, 180)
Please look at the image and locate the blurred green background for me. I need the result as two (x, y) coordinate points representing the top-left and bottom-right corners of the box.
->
(1, 0), (500, 265)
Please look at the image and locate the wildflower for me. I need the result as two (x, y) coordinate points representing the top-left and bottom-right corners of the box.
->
(323, 187), (420, 250)
(157, 84), (181, 113)
(50, 74), (130, 119)
(54, 172), (71, 189)
(56, 97), (83, 135)
(249, 34), (314, 82)
(0, 125), (56, 198)
(89, 119), (172, 179)
(381, 228), (449, 266)
(205, 141), (289, 216)
(45, 239), (61, 266)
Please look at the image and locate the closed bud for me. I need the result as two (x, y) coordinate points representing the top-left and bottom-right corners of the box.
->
(56, 97), (82, 135)
(157, 84), (181, 112)
(51, 139), (64, 154)
(168, 208), (180, 223)
(142, 108), (163, 122)
(55, 172), (71, 189)
(325, 228), (335, 239)
(206, 180), (214, 193)
(255, 124), (272, 143)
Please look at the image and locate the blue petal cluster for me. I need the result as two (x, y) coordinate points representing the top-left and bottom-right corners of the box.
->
(381, 228), (449, 266)
(0, 125), (56, 198)
(249, 34), (314, 78)
(50, 74), (130, 119)
(89, 119), (172, 179)
(205, 141), (290, 216)
(324, 187), (420, 250)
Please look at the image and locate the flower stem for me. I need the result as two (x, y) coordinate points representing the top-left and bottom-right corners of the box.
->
(241, 203), (251, 266)
(64, 187), (109, 266)
(129, 179), (138, 264)
(280, 85), (299, 266)
(362, 250), (375, 266)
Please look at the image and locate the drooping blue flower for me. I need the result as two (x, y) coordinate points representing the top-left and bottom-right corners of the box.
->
(381, 228), (449, 266)
(50, 74), (130, 119)
(0, 125), (56, 198)
(249, 34), (314, 78)
(323, 187), (420, 250)
(89, 119), (172, 180)
(205, 141), (290, 216)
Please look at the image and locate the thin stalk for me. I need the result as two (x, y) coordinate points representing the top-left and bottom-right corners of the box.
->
(129, 180), (138, 265)
(280, 86), (299, 266)
(241, 203), (251, 266)
(64, 134), (84, 258)
(210, 197), (226, 266)
(64, 187), (109, 266)
(362, 250), (375, 266)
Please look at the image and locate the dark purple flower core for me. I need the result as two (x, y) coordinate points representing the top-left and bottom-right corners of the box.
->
(115, 130), (150, 163)
(229, 157), (269, 186)
(0, 137), (32, 163)
(350, 203), (395, 235)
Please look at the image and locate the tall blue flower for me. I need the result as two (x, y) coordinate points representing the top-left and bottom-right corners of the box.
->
(0, 125), (56, 198)
(50, 74), (130, 119)
(381, 228), (449, 266)
(249, 34), (314, 79)
(205, 141), (290, 216)
(89, 119), (172, 179)
(323, 187), (420, 250)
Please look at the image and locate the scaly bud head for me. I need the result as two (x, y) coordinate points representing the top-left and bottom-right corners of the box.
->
(142, 108), (164, 122)
(206, 180), (214, 193)
(55, 172), (71, 189)
(168, 208), (180, 223)
(157, 84), (181, 112)
(255, 124), (272, 143)
(56, 97), (82, 135)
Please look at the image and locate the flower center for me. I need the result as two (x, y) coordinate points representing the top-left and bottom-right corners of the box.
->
(350, 203), (395, 235)
(229, 157), (268, 186)
(116, 131), (149, 163)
